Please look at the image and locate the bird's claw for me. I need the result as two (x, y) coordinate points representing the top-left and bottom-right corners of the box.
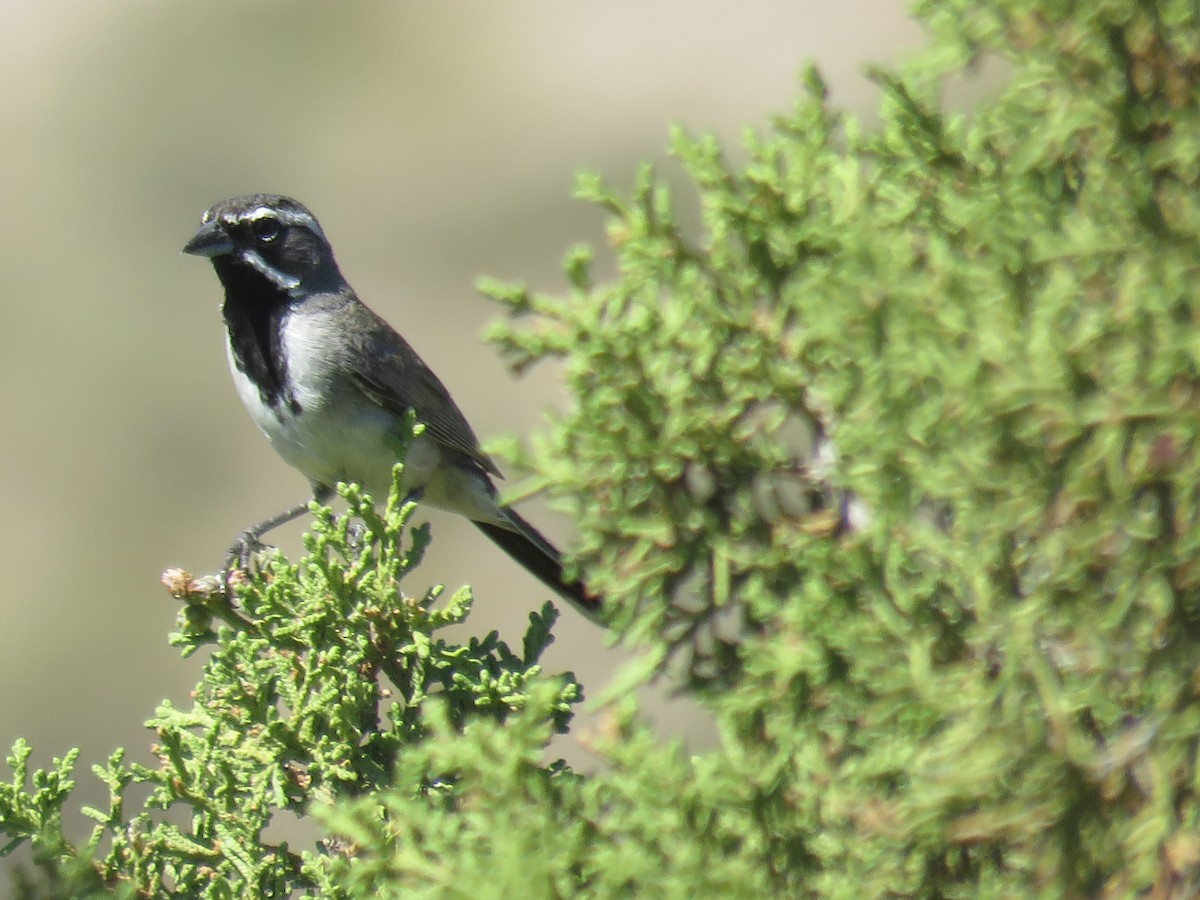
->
(344, 518), (368, 551)
(222, 531), (272, 591)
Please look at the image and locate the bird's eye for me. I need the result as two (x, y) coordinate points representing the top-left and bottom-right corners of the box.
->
(250, 218), (282, 243)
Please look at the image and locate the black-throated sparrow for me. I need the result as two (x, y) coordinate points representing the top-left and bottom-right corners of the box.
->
(182, 193), (599, 622)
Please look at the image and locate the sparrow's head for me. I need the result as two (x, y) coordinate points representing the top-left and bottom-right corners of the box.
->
(183, 194), (337, 294)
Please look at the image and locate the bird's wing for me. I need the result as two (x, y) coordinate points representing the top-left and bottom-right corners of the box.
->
(347, 304), (502, 478)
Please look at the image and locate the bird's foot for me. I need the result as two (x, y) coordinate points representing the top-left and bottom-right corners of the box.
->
(222, 530), (272, 591)
(343, 518), (369, 552)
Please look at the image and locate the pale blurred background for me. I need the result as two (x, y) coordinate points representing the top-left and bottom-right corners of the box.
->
(0, 0), (969, 874)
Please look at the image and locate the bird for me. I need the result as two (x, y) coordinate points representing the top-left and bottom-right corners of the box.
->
(182, 193), (600, 623)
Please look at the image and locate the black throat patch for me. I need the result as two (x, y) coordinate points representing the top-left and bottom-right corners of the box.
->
(215, 258), (301, 415)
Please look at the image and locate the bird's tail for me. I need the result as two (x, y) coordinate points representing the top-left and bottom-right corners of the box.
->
(473, 510), (601, 623)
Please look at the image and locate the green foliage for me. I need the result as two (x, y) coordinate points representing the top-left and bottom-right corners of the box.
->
(1, 424), (582, 897)
(7, 0), (1200, 895)
(479, 0), (1200, 895)
(320, 697), (777, 899)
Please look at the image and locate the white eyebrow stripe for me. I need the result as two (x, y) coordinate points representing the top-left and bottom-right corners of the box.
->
(228, 206), (326, 238)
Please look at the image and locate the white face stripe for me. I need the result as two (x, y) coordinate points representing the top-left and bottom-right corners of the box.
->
(241, 248), (302, 291)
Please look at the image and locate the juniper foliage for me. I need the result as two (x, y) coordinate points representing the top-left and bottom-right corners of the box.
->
(5, 0), (1200, 895)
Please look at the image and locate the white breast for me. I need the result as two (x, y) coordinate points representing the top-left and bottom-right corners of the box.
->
(225, 305), (508, 526)
(226, 308), (420, 499)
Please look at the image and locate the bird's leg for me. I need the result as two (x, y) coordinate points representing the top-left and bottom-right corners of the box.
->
(223, 485), (337, 590)
(223, 494), (323, 584)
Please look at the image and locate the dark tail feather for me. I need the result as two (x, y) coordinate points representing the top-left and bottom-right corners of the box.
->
(473, 511), (602, 623)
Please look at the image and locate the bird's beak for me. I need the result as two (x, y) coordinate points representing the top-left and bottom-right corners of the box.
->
(182, 218), (235, 258)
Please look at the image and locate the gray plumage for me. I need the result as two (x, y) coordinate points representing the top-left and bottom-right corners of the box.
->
(183, 193), (599, 622)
